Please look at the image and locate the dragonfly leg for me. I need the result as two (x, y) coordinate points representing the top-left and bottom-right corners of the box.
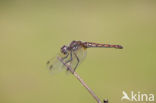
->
(73, 52), (79, 71)
(64, 51), (73, 72)
(62, 53), (69, 60)
(64, 51), (73, 69)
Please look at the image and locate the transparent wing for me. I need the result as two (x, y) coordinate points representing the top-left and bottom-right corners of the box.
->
(46, 53), (67, 74)
(74, 46), (87, 62)
(46, 46), (87, 74)
(70, 46), (87, 70)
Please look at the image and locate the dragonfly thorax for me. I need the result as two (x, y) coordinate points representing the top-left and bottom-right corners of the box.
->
(69, 40), (82, 51)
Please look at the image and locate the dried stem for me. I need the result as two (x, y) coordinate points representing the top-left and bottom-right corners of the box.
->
(57, 57), (102, 103)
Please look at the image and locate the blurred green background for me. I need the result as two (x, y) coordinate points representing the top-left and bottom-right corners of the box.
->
(0, 1), (156, 103)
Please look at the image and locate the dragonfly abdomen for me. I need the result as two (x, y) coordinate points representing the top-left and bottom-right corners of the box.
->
(83, 42), (123, 49)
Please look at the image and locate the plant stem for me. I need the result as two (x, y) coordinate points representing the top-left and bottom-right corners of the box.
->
(57, 57), (102, 103)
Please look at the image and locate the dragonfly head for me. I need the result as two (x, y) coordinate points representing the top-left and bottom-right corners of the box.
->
(61, 45), (68, 55)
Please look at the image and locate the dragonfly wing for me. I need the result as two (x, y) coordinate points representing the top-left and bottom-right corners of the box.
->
(47, 47), (87, 74)
(70, 47), (87, 70)
(46, 53), (66, 74)
(74, 46), (87, 63)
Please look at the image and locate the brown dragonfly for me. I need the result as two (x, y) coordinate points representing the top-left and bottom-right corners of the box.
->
(47, 40), (123, 73)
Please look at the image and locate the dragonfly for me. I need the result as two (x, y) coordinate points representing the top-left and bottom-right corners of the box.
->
(47, 40), (123, 73)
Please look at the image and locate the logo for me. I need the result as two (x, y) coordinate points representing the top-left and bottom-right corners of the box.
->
(121, 91), (154, 102)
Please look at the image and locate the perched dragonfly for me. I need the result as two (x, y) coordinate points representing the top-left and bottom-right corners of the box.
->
(47, 40), (123, 73)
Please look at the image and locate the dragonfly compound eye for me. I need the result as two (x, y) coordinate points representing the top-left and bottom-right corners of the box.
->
(61, 45), (68, 54)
